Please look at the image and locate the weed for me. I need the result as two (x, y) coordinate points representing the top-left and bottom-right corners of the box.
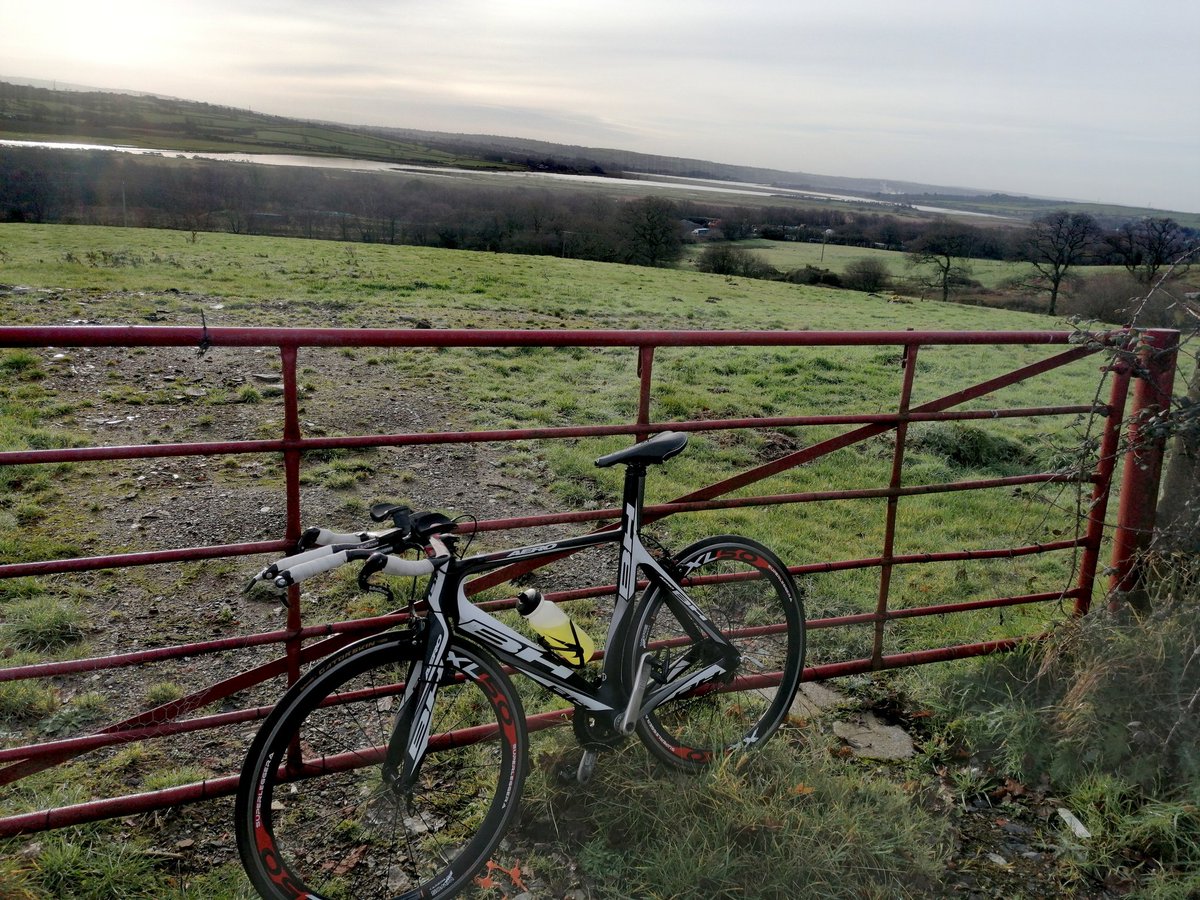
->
(143, 681), (187, 707)
(39, 692), (109, 737)
(143, 766), (209, 791)
(1, 596), (86, 652)
(0, 677), (59, 724)
(236, 385), (262, 404)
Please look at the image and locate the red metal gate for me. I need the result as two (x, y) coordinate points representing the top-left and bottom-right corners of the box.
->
(0, 325), (1179, 836)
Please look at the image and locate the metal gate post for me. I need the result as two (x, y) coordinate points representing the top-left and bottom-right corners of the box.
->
(871, 342), (920, 667)
(636, 345), (656, 440)
(1108, 329), (1180, 611)
(1074, 359), (1132, 615)
(281, 343), (305, 683)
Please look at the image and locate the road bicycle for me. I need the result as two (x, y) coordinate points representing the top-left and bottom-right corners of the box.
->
(235, 431), (806, 899)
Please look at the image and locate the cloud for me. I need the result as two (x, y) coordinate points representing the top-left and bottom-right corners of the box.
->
(3, 0), (1198, 210)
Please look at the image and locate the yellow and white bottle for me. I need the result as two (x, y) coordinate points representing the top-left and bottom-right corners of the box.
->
(516, 589), (595, 668)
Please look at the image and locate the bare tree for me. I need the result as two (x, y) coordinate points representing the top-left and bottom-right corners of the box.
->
(1105, 217), (1194, 283)
(906, 221), (978, 302)
(695, 244), (777, 279)
(1022, 210), (1099, 316)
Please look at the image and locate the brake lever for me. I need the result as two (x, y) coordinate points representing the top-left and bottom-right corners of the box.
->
(357, 551), (395, 605)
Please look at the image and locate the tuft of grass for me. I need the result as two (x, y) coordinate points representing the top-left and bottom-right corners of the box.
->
(1, 597), (87, 652)
(142, 765), (209, 792)
(143, 681), (187, 707)
(236, 385), (262, 404)
(0, 855), (43, 900)
(1, 350), (44, 379)
(35, 829), (167, 899)
(0, 577), (45, 603)
(0, 677), (59, 724)
(909, 422), (1036, 473)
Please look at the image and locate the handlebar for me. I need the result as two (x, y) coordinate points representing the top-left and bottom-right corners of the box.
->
(245, 525), (450, 592)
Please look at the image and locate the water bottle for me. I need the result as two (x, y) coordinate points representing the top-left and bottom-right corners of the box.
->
(516, 589), (595, 668)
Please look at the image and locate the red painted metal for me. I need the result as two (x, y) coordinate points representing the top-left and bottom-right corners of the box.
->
(0, 324), (1177, 838)
(1109, 329), (1181, 606)
(872, 343), (919, 667)
(1075, 351), (1135, 614)
(0, 402), (1098, 470)
(0, 324), (1086, 349)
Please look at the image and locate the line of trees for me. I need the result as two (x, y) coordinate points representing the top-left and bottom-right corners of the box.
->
(904, 212), (1195, 315)
(0, 147), (689, 265)
(1, 148), (1194, 303)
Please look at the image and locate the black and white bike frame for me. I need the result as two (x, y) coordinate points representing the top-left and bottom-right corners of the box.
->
(388, 463), (736, 790)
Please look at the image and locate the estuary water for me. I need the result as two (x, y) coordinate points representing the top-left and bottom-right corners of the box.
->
(1, 139), (1001, 217)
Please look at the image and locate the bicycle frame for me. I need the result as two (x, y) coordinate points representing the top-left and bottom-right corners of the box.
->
(388, 464), (735, 789)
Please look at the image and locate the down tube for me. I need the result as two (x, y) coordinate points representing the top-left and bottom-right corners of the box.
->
(454, 593), (613, 713)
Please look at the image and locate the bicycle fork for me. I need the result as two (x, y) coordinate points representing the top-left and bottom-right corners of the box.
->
(382, 621), (451, 796)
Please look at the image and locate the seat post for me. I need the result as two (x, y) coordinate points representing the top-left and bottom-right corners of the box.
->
(615, 463), (648, 604)
(619, 463), (648, 538)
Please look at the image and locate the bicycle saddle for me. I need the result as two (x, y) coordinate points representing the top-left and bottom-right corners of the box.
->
(594, 431), (688, 468)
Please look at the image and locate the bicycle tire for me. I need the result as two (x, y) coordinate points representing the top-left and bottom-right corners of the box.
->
(236, 631), (527, 900)
(630, 535), (805, 771)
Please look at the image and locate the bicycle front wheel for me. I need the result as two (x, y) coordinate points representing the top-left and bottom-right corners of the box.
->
(631, 535), (805, 771)
(236, 632), (527, 900)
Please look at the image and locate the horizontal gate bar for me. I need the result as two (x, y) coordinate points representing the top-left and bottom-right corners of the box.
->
(0, 404), (1101, 468)
(0, 324), (1096, 349)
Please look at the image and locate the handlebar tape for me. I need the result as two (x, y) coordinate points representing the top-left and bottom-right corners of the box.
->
(249, 543), (337, 585)
(313, 528), (373, 546)
(274, 549), (352, 587)
(380, 555), (436, 577)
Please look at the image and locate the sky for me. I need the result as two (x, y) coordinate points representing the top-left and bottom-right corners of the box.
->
(3, 0), (1198, 213)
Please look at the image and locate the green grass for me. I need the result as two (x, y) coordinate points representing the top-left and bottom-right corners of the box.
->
(524, 731), (950, 899)
(0, 222), (1114, 657)
(1, 596), (87, 652)
(0, 222), (1155, 897)
(915, 591), (1200, 896)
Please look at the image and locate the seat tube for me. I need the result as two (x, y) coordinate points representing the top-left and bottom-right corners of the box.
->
(616, 464), (647, 601)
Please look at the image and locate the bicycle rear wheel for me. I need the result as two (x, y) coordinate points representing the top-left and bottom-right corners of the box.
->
(631, 535), (805, 771)
(236, 632), (526, 900)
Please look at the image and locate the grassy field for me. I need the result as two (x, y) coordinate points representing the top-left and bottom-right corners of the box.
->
(0, 223), (1134, 897)
(0, 222), (1115, 670)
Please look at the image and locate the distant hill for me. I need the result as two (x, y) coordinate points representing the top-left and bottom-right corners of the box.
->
(0, 78), (998, 198)
(2, 78), (1196, 226)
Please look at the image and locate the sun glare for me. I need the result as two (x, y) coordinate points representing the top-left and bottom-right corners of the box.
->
(46, 3), (180, 71)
